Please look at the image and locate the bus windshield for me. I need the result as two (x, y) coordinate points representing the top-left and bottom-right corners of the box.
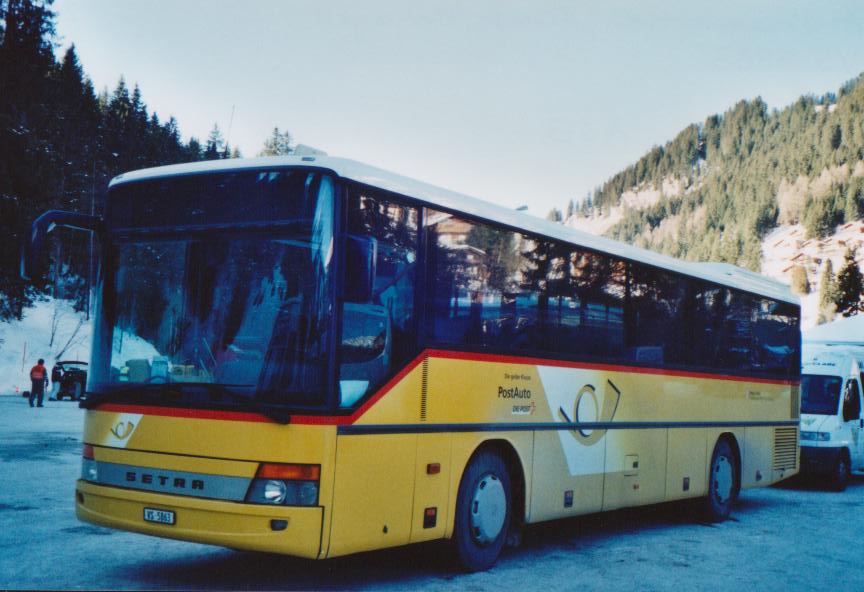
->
(800, 374), (842, 415)
(89, 171), (335, 411)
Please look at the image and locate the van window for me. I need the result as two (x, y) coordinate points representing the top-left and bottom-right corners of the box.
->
(843, 378), (862, 421)
(801, 374), (842, 415)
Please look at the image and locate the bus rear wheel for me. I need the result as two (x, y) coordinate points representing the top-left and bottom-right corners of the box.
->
(453, 450), (511, 572)
(704, 438), (738, 522)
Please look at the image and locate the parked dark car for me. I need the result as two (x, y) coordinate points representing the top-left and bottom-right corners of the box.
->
(53, 361), (88, 401)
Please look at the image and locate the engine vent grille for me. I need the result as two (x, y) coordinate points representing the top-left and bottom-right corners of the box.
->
(791, 385), (800, 419)
(773, 426), (798, 471)
(420, 356), (429, 422)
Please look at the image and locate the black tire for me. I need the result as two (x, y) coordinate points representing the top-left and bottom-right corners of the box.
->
(73, 382), (83, 401)
(704, 438), (739, 522)
(453, 450), (511, 572)
(830, 453), (849, 492)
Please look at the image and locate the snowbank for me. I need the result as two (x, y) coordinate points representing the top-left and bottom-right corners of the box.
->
(0, 298), (92, 396)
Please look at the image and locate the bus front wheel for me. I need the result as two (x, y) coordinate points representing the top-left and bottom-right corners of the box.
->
(704, 438), (739, 522)
(453, 450), (511, 572)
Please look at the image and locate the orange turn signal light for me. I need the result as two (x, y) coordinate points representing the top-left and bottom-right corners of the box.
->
(256, 463), (320, 481)
(82, 443), (94, 460)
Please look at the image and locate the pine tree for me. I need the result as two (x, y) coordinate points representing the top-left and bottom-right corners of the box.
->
(834, 248), (864, 317)
(0, 0), (59, 319)
(204, 123), (225, 160)
(790, 265), (810, 295)
(819, 259), (836, 309)
(817, 259), (837, 324)
(0, 1), (209, 319)
(258, 126), (293, 156)
(546, 207), (563, 223)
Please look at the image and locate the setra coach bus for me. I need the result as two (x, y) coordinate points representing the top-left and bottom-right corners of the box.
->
(25, 155), (801, 570)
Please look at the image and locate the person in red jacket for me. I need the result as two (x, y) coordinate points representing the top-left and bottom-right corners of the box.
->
(29, 359), (48, 408)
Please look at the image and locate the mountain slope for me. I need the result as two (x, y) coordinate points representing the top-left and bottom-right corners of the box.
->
(570, 73), (864, 272)
(565, 73), (864, 327)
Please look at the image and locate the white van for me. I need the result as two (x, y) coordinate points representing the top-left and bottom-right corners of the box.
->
(800, 347), (864, 490)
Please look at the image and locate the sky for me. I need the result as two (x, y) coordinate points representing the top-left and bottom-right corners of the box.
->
(52, 0), (864, 217)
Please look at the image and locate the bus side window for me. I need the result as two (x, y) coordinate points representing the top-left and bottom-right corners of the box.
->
(625, 264), (686, 366)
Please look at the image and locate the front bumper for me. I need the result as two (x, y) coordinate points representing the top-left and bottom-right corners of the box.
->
(799, 446), (843, 475)
(76, 480), (323, 558)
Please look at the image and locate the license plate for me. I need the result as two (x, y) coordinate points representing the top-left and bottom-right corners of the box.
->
(143, 508), (175, 525)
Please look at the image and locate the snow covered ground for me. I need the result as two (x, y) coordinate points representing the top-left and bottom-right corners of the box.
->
(0, 298), (161, 397)
(0, 397), (862, 590)
(0, 298), (92, 396)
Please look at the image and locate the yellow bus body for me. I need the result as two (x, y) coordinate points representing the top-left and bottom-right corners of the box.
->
(76, 349), (798, 559)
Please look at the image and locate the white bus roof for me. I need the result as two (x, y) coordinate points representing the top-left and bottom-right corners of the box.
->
(109, 155), (797, 305)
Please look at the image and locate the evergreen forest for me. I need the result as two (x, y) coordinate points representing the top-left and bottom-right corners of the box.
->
(0, 0), (243, 321)
(574, 74), (864, 273)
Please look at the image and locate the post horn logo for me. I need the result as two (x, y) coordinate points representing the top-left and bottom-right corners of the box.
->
(557, 379), (621, 446)
(110, 420), (135, 440)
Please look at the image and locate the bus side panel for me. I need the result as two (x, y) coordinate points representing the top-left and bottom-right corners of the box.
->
(602, 428), (668, 511)
(529, 430), (604, 522)
(409, 433), (453, 543)
(327, 433), (417, 558)
(444, 431), (533, 539)
(742, 426), (773, 488)
(665, 428), (708, 501)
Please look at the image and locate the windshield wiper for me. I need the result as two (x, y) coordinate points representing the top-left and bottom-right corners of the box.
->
(80, 383), (184, 409)
(190, 383), (293, 424)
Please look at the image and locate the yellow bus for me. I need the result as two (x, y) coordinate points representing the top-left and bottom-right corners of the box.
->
(34, 156), (799, 570)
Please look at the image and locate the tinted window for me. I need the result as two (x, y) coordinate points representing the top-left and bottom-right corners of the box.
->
(339, 187), (418, 407)
(537, 245), (626, 358)
(751, 299), (799, 377)
(801, 374), (842, 415)
(423, 210), (798, 378)
(426, 212), (523, 348)
(625, 265), (686, 365)
(426, 212), (626, 358)
(92, 176), (335, 407)
(109, 170), (325, 228)
(844, 378), (861, 420)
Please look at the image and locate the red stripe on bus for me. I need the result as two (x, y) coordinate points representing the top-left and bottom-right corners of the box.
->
(91, 349), (796, 425)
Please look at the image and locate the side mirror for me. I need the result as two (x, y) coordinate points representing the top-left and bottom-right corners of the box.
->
(20, 210), (103, 280)
(344, 235), (377, 303)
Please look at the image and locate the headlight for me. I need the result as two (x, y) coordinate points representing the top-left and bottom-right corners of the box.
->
(245, 463), (320, 507)
(800, 431), (830, 442)
(81, 459), (98, 481)
(263, 480), (288, 504)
